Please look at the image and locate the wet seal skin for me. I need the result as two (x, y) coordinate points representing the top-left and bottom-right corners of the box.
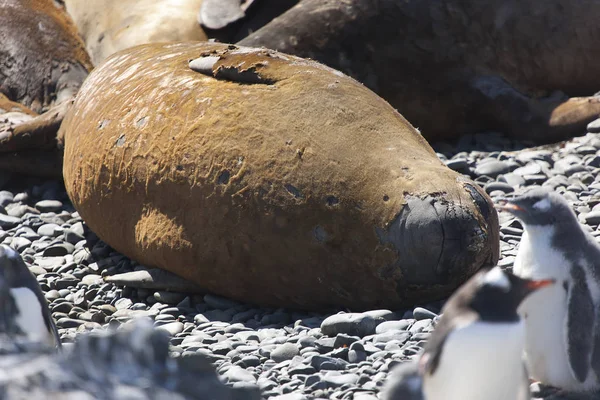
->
(0, 0), (92, 113)
(240, 0), (600, 144)
(61, 42), (498, 310)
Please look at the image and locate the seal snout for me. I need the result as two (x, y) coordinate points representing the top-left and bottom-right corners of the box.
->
(385, 183), (498, 293)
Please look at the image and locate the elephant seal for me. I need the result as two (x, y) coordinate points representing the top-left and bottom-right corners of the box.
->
(63, 0), (298, 66)
(0, 0), (92, 113)
(60, 42), (498, 310)
(64, 0), (207, 66)
(239, 0), (600, 144)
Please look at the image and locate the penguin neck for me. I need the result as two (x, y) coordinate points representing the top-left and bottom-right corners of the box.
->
(522, 224), (556, 244)
(517, 224), (570, 281)
(517, 224), (556, 276)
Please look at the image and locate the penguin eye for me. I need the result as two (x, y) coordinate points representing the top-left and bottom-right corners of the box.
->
(532, 198), (551, 211)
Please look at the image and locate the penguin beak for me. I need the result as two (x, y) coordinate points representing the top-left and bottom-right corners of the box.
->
(525, 278), (555, 290)
(496, 199), (524, 213)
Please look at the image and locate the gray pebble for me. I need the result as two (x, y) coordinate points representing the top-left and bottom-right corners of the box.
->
(373, 331), (410, 344)
(483, 181), (514, 194)
(45, 290), (60, 301)
(445, 158), (468, 171)
(309, 355), (348, 371)
(498, 173), (526, 187)
(409, 319), (432, 334)
(583, 211), (600, 225)
(43, 243), (74, 257)
(37, 223), (60, 237)
(56, 318), (85, 328)
(376, 320), (412, 334)
(321, 371), (359, 387)
(321, 313), (384, 338)
(153, 291), (186, 304)
(474, 160), (512, 177)
(413, 307), (437, 320)
(587, 118), (600, 133)
(223, 366), (257, 383)
(35, 200), (63, 212)
(270, 343), (300, 363)
(0, 214), (21, 229)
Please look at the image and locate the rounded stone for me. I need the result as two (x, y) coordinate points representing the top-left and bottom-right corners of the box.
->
(61, 42), (498, 310)
(270, 343), (300, 363)
(321, 313), (384, 338)
(35, 200), (63, 213)
(412, 307), (438, 320)
(155, 321), (184, 336)
(588, 118), (600, 133)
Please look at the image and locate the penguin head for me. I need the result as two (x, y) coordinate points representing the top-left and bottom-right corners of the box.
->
(0, 245), (31, 287)
(497, 186), (575, 226)
(0, 245), (30, 337)
(0, 244), (60, 347)
(469, 267), (554, 321)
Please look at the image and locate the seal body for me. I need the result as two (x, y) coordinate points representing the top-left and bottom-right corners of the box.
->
(0, 0), (92, 113)
(240, 0), (600, 143)
(64, 0), (207, 65)
(61, 42), (498, 310)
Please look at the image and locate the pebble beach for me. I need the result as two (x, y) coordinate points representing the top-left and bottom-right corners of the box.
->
(4, 124), (600, 400)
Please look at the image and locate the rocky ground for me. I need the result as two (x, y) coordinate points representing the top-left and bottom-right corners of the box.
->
(2, 124), (600, 399)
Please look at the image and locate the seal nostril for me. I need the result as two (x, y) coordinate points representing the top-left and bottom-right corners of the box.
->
(461, 180), (500, 267)
(464, 183), (490, 222)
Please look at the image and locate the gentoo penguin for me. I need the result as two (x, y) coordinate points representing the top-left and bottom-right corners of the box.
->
(0, 245), (61, 348)
(380, 362), (424, 400)
(498, 187), (600, 391)
(419, 266), (553, 400)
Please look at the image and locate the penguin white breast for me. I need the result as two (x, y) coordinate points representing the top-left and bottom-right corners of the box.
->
(9, 287), (51, 343)
(423, 321), (526, 400)
(513, 226), (569, 281)
(513, 226), (586, 389)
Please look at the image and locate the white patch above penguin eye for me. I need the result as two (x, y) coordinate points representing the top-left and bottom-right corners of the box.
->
(482, 267), (511, 291)
(532, 198), (551, 212)
(0, 245), (20, 261)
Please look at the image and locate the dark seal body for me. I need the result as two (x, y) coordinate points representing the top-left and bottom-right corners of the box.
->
(240, 0), (600, 143)
(0, 0), (92, 113)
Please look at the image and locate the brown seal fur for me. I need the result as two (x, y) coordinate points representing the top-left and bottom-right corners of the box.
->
(0, 0), (92, 113)
(61, 42), (498, 310)
(239, 0), (600, 144)
(64, 0), (208, 66)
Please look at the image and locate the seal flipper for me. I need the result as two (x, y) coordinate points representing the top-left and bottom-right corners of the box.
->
(198, 0), (250, 30)
(567, 265), (595, 383)
(0, 100), (71, 153)
(471, 76), (600, 144)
